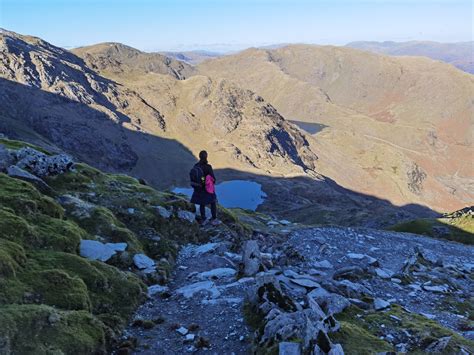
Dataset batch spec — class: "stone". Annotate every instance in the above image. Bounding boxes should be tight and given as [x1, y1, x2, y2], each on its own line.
[147, 284, 170, 297]
[313, 260, 333, 269]
[184, 334, 195, 343]
[7, 165, 51, 192]
[374, 298, 390, 310]
[127, 208, 135, 214]
[242, 240, 261, 276]
[420, 312, 436, 319]
[175, 281, 221, 299]
[279, 341, 301, 355]
[196, 268, 236, 280]
[155, 206, 171, 219]
[176, 327, 189, 336]
[177, 210, 196, 223]
[80, 240, 116, 262]
[290, 278, 320, 289]
[425, 336, 451, 353]
[267, 220, 280, 226]
[333, 280, 372, 298]
[105, 242, 127, 252]
[314, 293, 350, 315]
[347, 253, 366, 260]
[422, 284, 449, 293]
[133, 254, 156, 269]
[15, 147, 73, 177]
[279, 220, 292, 226]
[333, 266, 366, 281]
[306, 296, 326, 320]
[57, 195, 95, 219]
[374, 268, 394, 279]
[193, 243, 219, 256]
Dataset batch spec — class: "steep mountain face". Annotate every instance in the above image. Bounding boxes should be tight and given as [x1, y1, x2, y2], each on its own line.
[72, 42, 195, 79]
[198, 45, 474, 213]
[0, 29, 318, 190]
[347, 40, 474, 74]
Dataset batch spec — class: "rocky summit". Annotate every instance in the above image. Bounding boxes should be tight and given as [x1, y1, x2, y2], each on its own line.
[0, 24, 473, 355]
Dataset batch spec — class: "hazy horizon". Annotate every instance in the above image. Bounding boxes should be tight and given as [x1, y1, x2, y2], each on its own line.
[1, 0, 472, 52]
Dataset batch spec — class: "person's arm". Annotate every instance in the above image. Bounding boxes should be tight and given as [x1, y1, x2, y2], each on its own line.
[208, 164, 216, 183]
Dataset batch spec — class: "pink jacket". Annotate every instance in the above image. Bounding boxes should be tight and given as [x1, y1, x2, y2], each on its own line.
[205, 175, 215, 194]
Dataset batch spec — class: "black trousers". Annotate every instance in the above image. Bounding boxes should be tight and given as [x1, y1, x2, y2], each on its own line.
[200, 202, 217, 219]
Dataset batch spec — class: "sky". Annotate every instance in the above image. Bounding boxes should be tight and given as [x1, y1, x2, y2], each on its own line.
[0, 0, 472, 52]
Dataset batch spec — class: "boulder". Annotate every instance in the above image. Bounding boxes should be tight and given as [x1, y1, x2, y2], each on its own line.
[374, 268, 394, 279]
[425, 336, 451, 353]
[15, 147, 73, 177]
[7, 165, 51, 192]
[177, 210, 196, 223]
[57, 195, 96, 219]
[133, 254, 156, 269]
[147, 284, 170, 297]
[374, 298, 390, 310]
[105, 242, 127, 252]
[290, 278, 320, 289]
[195, 268, 236, 280]
[175, 281, 221, 299]
[242, 240, 261, 276]
[155, 206, 171, 219]
[333, 266, 366, 281]
[310, 291, 350, 316]
[80, 240, 116, 262]
[313, 260, 333, 269]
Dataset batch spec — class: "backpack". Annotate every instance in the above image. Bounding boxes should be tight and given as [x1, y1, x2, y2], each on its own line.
[205, 175, 215, 194]
[189, 165, 204, 188]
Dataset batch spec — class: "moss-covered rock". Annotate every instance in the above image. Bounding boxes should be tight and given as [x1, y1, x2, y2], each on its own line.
[0, 304, 107, 355]
[0, 239, 26, 277]
[333, 305, 474, 353]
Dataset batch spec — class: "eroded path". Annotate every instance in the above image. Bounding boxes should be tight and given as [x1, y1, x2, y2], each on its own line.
[125, 239, 253, 354]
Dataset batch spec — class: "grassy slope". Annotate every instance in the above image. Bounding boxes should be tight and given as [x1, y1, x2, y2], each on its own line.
[388, 215, 473, 245]
[0, 139, 250, 354]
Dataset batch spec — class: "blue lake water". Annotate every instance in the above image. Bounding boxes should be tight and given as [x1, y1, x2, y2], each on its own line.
[290, 120, 328, 135]
[173, 180, 267, 211]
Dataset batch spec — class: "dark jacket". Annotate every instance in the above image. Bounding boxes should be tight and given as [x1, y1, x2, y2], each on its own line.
[190, 161, 217, 205]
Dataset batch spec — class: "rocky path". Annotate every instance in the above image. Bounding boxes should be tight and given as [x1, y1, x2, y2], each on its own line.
[287, 227, 474, 338]
[124, 238, 253, 354]
[122, 225, 473, 354]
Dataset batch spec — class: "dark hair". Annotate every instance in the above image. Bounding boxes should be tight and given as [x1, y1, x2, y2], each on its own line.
[199, 150, 208, 163]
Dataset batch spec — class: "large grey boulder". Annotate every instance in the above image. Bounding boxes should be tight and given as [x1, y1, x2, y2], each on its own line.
[15, 147, 73, 177]
[7, 165, 51, 192]
[133, 254, 156, 269]
[80, 240, 116, 262]
[242, 240, 261, 276]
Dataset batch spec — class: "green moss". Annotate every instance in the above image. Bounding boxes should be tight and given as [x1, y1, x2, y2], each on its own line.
[389, 216, 473, 245]
[335, 305, 474, 353]
[329, 320, 393, 354]
[0, 174, 64, 218]
[0, 138, 51, 154]
[21, 269, 91, 311]
[0, 304, 106, 354]
[28, 251, 146, 319]
[0, 239, 26, 277]
[0, 207, 37, 246]
[33, 215, 84, 252]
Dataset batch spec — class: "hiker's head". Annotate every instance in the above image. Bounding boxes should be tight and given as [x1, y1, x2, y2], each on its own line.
[199, 150, 208, 163]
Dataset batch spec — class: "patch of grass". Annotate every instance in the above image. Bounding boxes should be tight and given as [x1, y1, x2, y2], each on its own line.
[0, 138, 51, 154]
[389, 216, 473, 245]
[330, 320, 393, 355]
[335, 305, 474, 353]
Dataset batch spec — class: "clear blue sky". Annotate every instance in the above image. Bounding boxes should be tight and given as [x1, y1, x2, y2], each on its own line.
[1, 0, 472, 52]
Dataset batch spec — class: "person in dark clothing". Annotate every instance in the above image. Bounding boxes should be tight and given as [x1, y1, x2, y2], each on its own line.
[190, 150, 219, 225]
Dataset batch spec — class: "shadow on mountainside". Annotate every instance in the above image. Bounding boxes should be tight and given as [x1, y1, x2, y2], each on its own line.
[0, 78, 196, 188]
[2, 77, 468, 239]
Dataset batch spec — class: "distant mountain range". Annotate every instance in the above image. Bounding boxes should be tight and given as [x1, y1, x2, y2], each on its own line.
[346, 40, 474, 74]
